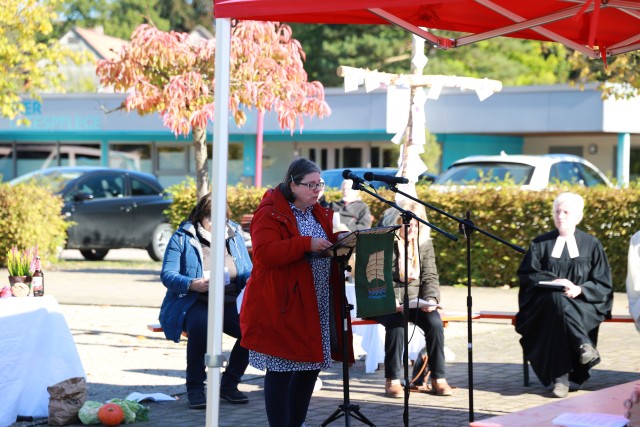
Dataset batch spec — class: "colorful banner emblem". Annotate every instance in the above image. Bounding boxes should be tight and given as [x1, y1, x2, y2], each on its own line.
[354, 232, 396, 318]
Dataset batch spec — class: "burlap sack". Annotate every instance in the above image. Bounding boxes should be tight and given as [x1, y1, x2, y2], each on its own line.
[47, 377, 87, 425]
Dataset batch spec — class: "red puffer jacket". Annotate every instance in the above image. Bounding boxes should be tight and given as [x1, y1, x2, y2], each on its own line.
[240, 186, 352, 363]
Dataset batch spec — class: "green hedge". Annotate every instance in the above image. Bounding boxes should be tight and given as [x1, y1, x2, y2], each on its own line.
[0, 183, 69, 266]
[165, 180, 638, 292]
[389, 185, 638, 292]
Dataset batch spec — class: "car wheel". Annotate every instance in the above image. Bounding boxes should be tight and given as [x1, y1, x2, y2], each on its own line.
[80, 249, 109, 261]
[147, 223, 173, 261]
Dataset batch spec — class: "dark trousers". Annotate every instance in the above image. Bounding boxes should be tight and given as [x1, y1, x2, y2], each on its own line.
[183, 300, 249, 392]
[368, 309, 445, 380]
[264, 369, 320, 427]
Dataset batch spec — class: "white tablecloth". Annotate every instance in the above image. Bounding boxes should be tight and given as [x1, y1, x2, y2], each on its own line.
[0, 295, 85, 427]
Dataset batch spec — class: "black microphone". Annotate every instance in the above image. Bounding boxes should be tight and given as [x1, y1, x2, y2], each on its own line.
[363, 171, 409, 185]
[341, 169, 367, 185]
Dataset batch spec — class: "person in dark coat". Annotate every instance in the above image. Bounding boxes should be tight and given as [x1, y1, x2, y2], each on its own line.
[516, 192, 613, 398]
[329, 179, 372, 232]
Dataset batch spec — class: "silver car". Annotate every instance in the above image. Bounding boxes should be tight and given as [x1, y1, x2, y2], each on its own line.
[433, 154, 612, 190]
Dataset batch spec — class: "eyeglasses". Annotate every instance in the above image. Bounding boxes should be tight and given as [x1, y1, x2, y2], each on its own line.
[297, 181, 326, 191]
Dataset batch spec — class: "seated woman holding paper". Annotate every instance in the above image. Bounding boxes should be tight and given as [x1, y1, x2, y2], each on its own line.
[368, 200, 454, 398]
[516, 192, 613, 398]
[159, 194, 253, 409]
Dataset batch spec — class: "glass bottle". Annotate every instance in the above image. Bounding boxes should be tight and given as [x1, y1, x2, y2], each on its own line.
[31, 256, 44, 297]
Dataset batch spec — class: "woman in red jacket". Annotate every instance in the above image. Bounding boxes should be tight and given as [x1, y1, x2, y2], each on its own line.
[240, 158, 348, 427]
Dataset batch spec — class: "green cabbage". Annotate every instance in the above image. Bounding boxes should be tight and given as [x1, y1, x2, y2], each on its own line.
[107, 398, 150, 423]
[78, 401, 102, 425]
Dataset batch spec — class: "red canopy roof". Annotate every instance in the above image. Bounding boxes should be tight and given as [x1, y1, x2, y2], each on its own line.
[213, 0, 640, 58]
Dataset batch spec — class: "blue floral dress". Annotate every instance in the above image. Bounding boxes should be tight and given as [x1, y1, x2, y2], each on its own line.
[249, 204, 332, 372]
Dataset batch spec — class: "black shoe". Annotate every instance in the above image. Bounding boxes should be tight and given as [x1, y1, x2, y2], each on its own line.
[569, 381, 584, 393]
[579, 343, 600, 365]
[551, 374, 569, 398]
[220, 387, 249, 404]
[187, 391, 206, 409]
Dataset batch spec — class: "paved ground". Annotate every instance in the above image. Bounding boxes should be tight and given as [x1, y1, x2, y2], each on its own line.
[7, 249, 640, 426]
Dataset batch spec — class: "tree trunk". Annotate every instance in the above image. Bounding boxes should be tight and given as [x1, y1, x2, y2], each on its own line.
[193, 125, 209, 200]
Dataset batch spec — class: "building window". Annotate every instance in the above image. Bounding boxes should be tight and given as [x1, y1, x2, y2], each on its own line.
[158, 145, 188, 172]
[631, 147, 640, 182]
[382, 148, 395, 167]
[0, 143, 14, 180]
[109, 144, 152, 173]
[343, 148, 362, 168]
[371, 147, 380, 167]
[549, 146, 583, 156]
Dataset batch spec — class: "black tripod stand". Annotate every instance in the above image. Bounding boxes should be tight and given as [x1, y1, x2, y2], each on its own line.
[321, 224, 404, 426]
[322, 247, 375, 427]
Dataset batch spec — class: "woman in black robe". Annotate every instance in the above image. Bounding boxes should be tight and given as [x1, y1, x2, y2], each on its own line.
[515, 192, 613, 398]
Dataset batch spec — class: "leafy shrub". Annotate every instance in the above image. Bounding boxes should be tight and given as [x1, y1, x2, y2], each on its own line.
[164, 179, 267, 229]
[164, 178, 638, 292]
[0, 183, 68, 266]
[164, 178, 198, 229]
[410, 184, 638, 292]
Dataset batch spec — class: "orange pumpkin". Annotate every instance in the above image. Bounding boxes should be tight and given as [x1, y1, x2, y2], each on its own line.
[97, 403, 125, 426]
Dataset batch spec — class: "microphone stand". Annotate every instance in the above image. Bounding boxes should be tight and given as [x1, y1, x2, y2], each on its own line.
[350, 180, 457, 427]
[386, 184, 524, 423]
[321, 245, 376, 427]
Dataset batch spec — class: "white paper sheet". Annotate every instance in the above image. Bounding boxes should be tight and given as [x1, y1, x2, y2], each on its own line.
[125, 392, 177, 403]
[551, 412, 629, 427]
[404, 298, 443, 309]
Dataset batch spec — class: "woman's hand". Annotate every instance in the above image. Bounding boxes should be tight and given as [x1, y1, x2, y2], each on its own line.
[554, 278, 581, 298]
[190, 277, 209, 293]
[420, 298, 438, 312]
[337, 231, 350, 240]
[310, 238, 333, 253]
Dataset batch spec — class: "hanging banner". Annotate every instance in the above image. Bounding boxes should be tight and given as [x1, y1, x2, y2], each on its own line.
[354, 232, 396, 318]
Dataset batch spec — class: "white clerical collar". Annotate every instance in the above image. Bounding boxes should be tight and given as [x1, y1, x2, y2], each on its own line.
[551, 234, 579, 258]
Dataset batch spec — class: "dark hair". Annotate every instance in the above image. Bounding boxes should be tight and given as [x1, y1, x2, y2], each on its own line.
[279, 158, 321, 202]
[188, 193, 212, 224]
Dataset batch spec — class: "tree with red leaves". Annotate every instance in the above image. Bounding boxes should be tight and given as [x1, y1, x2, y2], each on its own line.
[96, 21, 330, 198]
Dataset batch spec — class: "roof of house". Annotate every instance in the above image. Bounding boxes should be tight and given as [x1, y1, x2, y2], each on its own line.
[69, 27, 128, 60]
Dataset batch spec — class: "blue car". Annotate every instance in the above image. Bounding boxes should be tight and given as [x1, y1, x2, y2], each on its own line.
[321, 167, 437, 190]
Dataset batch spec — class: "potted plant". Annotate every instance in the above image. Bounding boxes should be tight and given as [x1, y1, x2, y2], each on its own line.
[6, 246, 36, 297]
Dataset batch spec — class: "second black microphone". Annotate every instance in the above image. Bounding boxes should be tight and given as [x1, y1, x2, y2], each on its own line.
[362, 171, 409, 185]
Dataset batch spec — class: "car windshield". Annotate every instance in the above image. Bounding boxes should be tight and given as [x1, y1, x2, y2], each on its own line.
[435, 162, 534, 185]
[11, 170, 83, 193]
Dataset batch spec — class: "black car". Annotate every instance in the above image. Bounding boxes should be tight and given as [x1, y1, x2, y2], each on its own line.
[10, 167, 173, 261]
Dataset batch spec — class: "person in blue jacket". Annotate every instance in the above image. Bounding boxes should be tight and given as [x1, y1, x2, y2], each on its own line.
[159, 193, 253, 409]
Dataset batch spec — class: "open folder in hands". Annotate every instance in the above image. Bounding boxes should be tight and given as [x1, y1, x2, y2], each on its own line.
[327, 225, 400, 256]
[315, 225, 401, 258]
